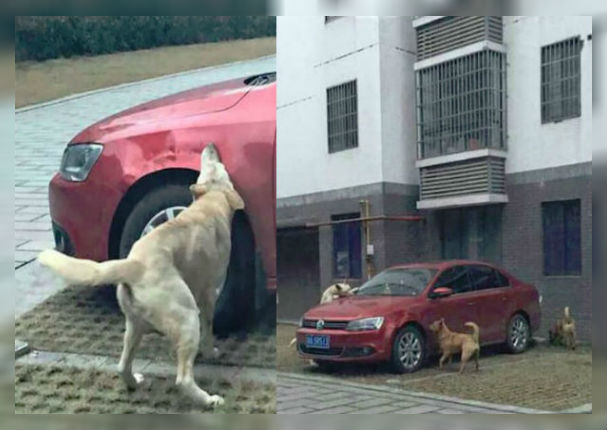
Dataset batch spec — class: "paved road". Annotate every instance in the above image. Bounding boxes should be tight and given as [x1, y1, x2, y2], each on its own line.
[277, 372, 551, 414]
[14, 55, 275, 316]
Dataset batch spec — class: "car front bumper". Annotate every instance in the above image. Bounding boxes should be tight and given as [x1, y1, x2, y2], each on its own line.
[295, 327, 392, 363]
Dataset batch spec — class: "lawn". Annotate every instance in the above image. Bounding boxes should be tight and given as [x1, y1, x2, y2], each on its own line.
[15, 36, 275, 107]
[277, 323, 592, 411]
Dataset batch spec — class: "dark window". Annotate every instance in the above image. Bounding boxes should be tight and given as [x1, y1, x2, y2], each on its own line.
[542, 200, 582, 276]
[327, 80, 358, 153]
[434, 266, 472, 294]
[325, 16, 342, 23]
[468, 265, 509, 290]
[332, 213, 362, 279]
[541, 37, 582, 123]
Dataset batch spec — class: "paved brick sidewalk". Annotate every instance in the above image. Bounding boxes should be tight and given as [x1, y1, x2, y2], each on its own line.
[277, 372, 551, 414]
[14, 55, 275, 270]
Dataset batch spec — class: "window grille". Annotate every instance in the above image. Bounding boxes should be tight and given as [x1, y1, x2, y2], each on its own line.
[327, 80, 358, 153]
[541, 37, 582, 123]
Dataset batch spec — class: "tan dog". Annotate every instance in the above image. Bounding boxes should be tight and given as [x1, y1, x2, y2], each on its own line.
[38, 143, 244, 408]
[549, 306, 576, 350]
[429, 318, 480, 374]
[289, 282, 354, 347]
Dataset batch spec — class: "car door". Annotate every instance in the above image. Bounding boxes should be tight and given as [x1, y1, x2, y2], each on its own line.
[467, 265, 512, 343]
[423, 265, 479, 347]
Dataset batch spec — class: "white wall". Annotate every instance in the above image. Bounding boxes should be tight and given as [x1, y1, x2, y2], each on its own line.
[504, 16, 592, 174]
[277, 16, 385, 199]
[378, 16, 419, 185]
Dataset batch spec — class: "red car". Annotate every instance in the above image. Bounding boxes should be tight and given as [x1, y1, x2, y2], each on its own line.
[48, 72, 276, 336]
[296, 260, 541, 372]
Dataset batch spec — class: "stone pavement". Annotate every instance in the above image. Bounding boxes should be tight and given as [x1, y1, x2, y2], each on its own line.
[14, 55, 275, 315]
[277, 372, 552, 414]
[14, 55, 275, 270]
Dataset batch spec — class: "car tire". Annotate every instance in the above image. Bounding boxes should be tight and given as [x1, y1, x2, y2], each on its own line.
[505, 313, 530, 354]
[391, 325, 426, 373]
[118, 184, 192, 259]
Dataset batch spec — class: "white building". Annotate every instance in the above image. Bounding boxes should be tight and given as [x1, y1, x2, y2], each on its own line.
[276, 16, 592, 340]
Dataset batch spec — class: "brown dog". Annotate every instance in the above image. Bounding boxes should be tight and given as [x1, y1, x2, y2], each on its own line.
[549, 306, 576, 350]
[429, 318, 480, 374]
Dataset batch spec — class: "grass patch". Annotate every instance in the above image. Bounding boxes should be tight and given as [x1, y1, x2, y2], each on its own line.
[16, 36, 275, 107]
[15, 363, 275, 414]
[276, 324, 591, 411]
[15, 285, 275, 369]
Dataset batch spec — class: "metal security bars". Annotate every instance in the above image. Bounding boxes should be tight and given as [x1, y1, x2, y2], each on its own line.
[416, 49, 506, 159]
[327, 80, 358, 153]
[541, 37, 582, 123]
[416, 16, 503, 61]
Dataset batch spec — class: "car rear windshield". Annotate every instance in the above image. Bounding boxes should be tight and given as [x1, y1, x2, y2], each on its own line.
[355, 268, 437, 297]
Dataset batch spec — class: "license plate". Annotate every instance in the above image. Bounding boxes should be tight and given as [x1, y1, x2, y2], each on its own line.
[305, 334, 330, 349]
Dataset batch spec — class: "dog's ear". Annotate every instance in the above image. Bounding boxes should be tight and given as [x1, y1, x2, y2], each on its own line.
[224, 187, 245, 210]
[189, 184, 208, 200]
[335, 283, 343, 291]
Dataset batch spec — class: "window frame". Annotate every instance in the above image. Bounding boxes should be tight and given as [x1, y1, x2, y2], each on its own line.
[542, 199, 582, 276]
[326, 79, 359, 154]
[540, 36, 583, 124]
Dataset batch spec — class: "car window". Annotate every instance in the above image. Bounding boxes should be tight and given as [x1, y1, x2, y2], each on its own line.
[356, 268, 437, 297]
[495, 270, 510, 287]
[468, 265, 496, 291]
[434, 266, 472, 294]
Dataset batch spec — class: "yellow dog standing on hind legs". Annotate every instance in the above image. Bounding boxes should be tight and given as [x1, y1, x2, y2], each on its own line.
[38, 143, 244, 408]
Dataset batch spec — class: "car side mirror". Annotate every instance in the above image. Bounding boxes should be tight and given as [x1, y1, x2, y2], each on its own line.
[430, 287, 453, 299]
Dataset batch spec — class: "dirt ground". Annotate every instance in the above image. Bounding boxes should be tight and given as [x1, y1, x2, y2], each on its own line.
[15, 36, 276, 107]
[277, 323, 592, 411]
[15, 363, 275, 414]
[15, 285, 275, 369]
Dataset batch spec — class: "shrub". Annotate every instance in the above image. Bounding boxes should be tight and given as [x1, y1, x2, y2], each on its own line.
[15, 16, 276, 62]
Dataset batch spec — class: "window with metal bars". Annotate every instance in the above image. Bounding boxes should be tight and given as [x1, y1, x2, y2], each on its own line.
[327, 80, 358, 153]
[541, 37, 582, 123]
[416, 49, 506, 159]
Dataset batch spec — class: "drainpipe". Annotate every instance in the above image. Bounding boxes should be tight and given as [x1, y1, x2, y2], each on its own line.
[359, 199, 374, 280]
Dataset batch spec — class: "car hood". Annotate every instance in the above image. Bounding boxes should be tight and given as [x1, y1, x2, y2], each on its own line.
[304, 295, 419, 320]
[70, 76, 256, 143]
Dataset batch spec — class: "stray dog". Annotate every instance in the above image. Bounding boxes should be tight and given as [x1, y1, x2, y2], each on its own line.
[288, 282, 354, 347]
[429, 318, 480, 374]
[549, 306, 576, 350]
[38, 143, 244, 408]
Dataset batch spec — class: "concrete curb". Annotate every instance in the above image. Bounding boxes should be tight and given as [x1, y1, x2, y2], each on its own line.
[17, 350, 275, 385]
[16, 54, 276, 113]
[279, 371, 558, 414]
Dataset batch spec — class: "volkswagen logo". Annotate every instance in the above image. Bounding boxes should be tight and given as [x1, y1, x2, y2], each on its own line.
[316, 319, 325, 330]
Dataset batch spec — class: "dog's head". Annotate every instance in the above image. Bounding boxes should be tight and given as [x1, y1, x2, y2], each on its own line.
[429, 318, 446, 334]
[333, 283, 354, 297]
[189, 143, 244, 210]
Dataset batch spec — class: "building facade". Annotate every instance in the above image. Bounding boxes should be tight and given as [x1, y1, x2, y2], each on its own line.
[276, 16, 592, 341]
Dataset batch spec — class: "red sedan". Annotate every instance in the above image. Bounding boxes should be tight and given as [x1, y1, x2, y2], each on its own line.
[296, 260, 541, 372]
[48, 72, 276, 336]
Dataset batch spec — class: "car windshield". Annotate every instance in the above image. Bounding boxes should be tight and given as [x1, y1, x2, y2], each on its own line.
[355, 268, 437, 297]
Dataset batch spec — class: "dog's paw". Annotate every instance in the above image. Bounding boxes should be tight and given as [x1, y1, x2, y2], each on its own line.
[133, 373, 145, 384]
[207, 394, 225, 407]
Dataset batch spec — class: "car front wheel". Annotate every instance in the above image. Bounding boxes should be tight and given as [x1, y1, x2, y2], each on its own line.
[391, 325, 425, 373]
[506, 313, 530, 353]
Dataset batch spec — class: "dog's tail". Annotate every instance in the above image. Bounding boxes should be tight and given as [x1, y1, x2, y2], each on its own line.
[288, 337, 297, 347]
[38, 249, 144, 287]
[464, 322, 480, 344]
[564, 306, 571, 319]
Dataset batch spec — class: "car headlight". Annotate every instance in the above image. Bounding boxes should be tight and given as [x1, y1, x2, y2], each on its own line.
[59, 143, 103, 182]
[346, 317, 384, 331]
